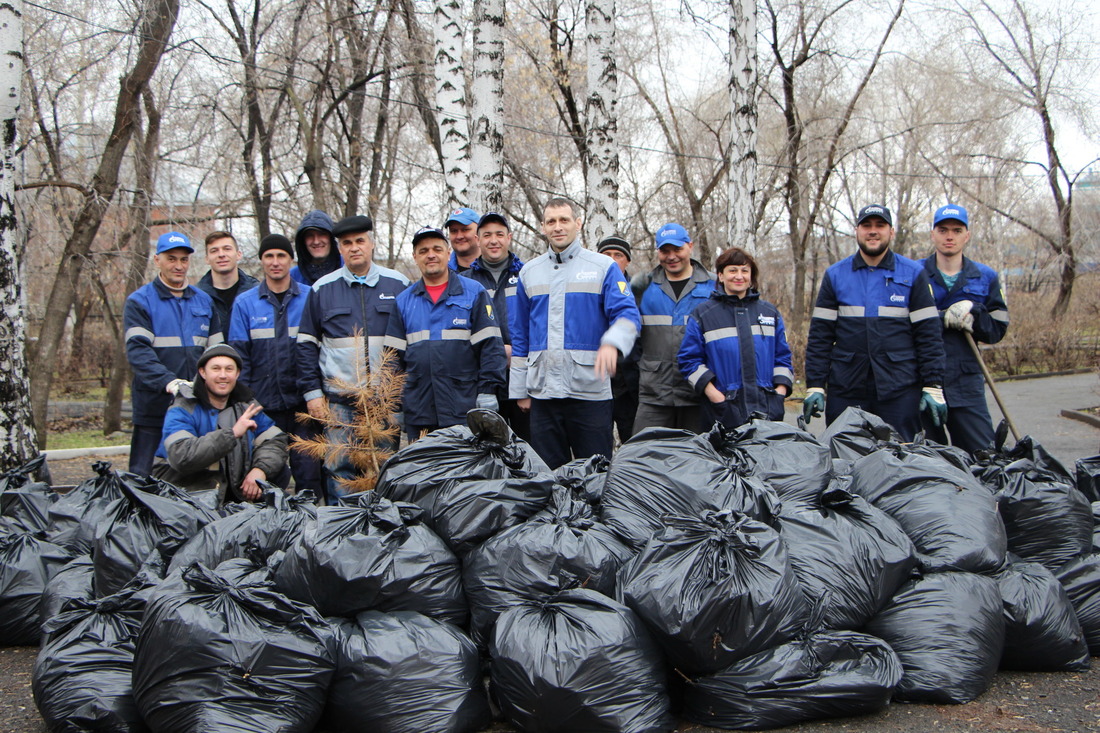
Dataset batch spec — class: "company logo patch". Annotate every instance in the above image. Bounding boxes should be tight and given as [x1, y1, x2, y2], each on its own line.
[486, 304, 494, 319]
[618, 281, 627, 294]
[758, 315, 775, 326]
[250, 316, 270, 325]
[890, 294, 906, 303]
[575, 271, 599, 282]
[452, 318, 468, 327]
[168, 235, 186, 244]
[378, 293, 395, 300]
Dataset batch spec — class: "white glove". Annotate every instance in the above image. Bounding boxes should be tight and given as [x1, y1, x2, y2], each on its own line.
[166, 378, 190, 396]
[475, 393, 499, 413]
[944, 300, 974, 332]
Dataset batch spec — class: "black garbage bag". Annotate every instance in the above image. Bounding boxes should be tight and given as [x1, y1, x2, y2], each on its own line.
[376, 410, 552, 508]
[1093, 503, 1100, 553]
[553, 454, 610, 508]
[0, 519, 71, 645]
[820, 407, 902, 462]
[618, 510, 809, 674]
[864, 571, 1004, 704]
[133, 563, 334, 733]
[32, 579, 153, 733]
[490, 588, 673, 733]
[601, 427, 777, 551]
[92, 476, 218, 597]
[274, 491, 465, 623]
[1075, 455, 1100, 503]
[777, 478, 917, 630]
[975, 447, 1092, 571]
[1053, 552, 1100, 654]
[168, 487, 317, 572]
[0, 455, 56, 534]
[39, 554, 95, 630]
[464, 488, 633, 645]
[995, 558, 1090, 671]
[681, 630, 903, 730]
[849, 445, 1006, 573]
[49, 462, 215, 556]
[714, 418, 833, 506]
[325, 610, 491, 733]
[377, 413, 556, 555]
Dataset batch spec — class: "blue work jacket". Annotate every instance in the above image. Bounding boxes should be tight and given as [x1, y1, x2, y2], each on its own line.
[228, 279, 311, 412]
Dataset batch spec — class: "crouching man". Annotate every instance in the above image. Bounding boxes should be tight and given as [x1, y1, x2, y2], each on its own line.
[153, 344, 288, 503]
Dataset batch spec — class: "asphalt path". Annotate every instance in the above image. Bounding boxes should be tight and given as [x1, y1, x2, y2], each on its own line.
[5, 373, 1099, 732]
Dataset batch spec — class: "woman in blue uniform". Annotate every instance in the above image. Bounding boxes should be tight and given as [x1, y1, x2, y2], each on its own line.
[678, 247, 794, 430]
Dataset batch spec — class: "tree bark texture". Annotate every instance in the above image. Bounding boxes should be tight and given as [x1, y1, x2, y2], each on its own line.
[583, 0, 618, 245]
[434, 0, 470, 206]
[727, 0, 758, 253]
[469, 0, 505, 213]
[0, 0, 38, 469]
[28, 0, 180, 448]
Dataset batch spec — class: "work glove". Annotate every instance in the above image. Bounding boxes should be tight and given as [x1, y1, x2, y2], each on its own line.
[944, 300, 974, 332]
[165, 378, 190, 396]
[802, 388, 825, 423]
[920, 386, 948, 427]
[475, 393, 499, 413]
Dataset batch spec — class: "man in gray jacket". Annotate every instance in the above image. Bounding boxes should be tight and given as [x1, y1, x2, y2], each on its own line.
[154, 344, 288, 503]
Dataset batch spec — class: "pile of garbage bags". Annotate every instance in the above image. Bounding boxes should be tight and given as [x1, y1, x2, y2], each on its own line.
[5, 407, 1100, 732]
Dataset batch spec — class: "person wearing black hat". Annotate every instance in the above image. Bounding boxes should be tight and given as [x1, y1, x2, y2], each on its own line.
[153, 344, 288, 503]
[296, 214, 410, 503]
[803, 204, 947, 440]
[123, 231, 223, 476]
[228, 233, 321, 493]
[196, 231, 259, 326]
[596, 235, 642, 441]
[383, 227, 506, 441]
[466, 212, 529, 439]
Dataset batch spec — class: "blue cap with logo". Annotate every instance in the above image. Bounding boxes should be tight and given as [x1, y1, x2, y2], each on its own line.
[412, 226, 449, 247]
[855, 204, 893, 227]
[445, 207, 480, 226]
[655, 222, 691, 248]
[933, 204, 969, 228]
[156, 231, 193, 254]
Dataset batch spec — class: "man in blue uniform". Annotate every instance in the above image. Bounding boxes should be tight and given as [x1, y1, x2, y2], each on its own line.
[296, 215, 410, 502]
[631, 223, 714, 434]
[228, 233, 320, 492]
[509, 197, 641, 468]
[124, 231, 222, 475]
[803, 204, 947, 440]
[597, 236, 641, 441]
[465, 212, 529, 439]
[445, 206, 481, 273]
[384, 227, 506, 441]
[921, 204, 1009, 453]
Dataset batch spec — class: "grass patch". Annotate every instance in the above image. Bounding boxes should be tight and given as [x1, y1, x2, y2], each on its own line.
[46, 429, 130, 451]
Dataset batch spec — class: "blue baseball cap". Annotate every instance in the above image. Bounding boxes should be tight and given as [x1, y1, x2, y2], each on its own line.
[445, 207, 480, 226]
[933, 204, 969, 228]
[655, 222, 691, 248]
[856, 204, 893, 227]
[156, 231, 193, 254]
[411, 226, 449, 247]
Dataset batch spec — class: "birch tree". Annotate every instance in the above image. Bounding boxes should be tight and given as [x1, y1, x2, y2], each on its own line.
[469, 0, 506, 212]
[0, 0, 37, 468]
[584, 0, 617, 244]
[435, 0, 470, 205]
[728, 0, 758, 251]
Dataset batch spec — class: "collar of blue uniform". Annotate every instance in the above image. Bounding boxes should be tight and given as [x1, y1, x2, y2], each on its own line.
[711, 287, 761, 303]
[852, 249, 897, 271]
[922, 253, 980, 279]
[550, 238, 582, 263]
[153, 276, 195, 298]
[412, 274, 464, 298]
[259, 278, 301, 299]
[340, 263, 381, 286]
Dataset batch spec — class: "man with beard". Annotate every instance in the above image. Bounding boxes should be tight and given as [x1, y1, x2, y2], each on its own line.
[803, 204, 947, 440]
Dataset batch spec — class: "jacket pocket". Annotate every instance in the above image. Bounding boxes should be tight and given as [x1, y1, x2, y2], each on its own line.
[568, 350, 605, 397]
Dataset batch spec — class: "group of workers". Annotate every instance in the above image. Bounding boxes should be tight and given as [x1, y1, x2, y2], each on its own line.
[122, 197, 1008, 505]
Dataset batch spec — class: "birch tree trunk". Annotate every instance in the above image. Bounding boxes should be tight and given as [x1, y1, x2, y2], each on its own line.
[0, 0, 37, 469]
[434, 0, 469, 205]
[469, 0, 505, 213]
[584, 0, 618, 245]
[728, 0, 758, 252]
